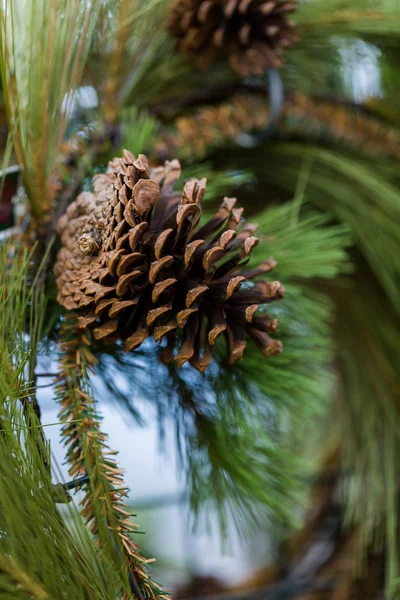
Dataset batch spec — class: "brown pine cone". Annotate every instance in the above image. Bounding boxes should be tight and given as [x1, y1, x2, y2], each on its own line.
[55, 151, 283, 372]
[166, 0, 299, 76]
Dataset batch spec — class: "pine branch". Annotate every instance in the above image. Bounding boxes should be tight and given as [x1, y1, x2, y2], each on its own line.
[91, 0, 173, 120]
[55, 316, 168, 600]
[281, 93, 400, 160]
[0, 243, 119, 600]
[325, 264, 400, 597]
[153, 91, 400, 164]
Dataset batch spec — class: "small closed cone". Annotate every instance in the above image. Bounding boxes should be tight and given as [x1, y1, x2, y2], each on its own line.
[167, 0, 299, 76]
[55, 151, 283, 372]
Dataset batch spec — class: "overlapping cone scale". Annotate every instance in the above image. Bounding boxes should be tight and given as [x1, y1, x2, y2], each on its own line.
[167, 0, 299, 76]
[55, 151, 283, 372]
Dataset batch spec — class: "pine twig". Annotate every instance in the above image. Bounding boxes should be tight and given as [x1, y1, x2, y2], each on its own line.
[18, 126, 119, 475]
[55, 316, 168, 600]
[36, 373, 59, 378]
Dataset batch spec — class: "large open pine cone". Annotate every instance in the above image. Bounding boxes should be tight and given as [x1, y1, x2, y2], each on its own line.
[166, 0, 299, 76]
[55, 152, 283, 372]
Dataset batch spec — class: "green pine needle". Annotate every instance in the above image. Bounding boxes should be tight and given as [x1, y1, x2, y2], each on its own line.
[0, 243, 118, 599]
[252, 142, 400, 308]
[0, 0, 100, 217]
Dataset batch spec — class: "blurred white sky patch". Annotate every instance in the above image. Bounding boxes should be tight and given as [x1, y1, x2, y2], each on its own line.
[75, 86, 99, 109]
[339, 39, 383, 102]
[63, 86, 99, 117]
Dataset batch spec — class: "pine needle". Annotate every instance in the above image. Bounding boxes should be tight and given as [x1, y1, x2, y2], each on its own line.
[295, 0, 400, 38]
[327, 268, 400, 598]
[251, 142, 400, 307]
[92, 0, 170, 121]
[0, 242, 119, 599]
[286, 1, 400, 97]
[0, 555, 47, 599]
[0, 0, 100, 217]
[121, 106, 158, 155]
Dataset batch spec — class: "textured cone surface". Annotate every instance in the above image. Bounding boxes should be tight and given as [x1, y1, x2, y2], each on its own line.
[167, 0, 299, 75]
[55, 151, 283, 372]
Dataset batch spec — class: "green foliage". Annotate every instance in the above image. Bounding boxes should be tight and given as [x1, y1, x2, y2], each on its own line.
[90, 0, 231, 116]
[121, 106, 158, 156]
[319, 267, 400, 597]
[91, 0, 169, 117]
[88, 0, 240, 117]
[0, 0, 100, 217]
[55, 319, 167, 599]
[250, 201, 351, 280]
[295, 0, 400, 38]
[181, 163, 254, 203]
[251, 143, 400, 308]
[242, 139, 400, 593]
[287, 0, 400, 97]
[0, 401, 119, 599]
[0, 244, 119, 599]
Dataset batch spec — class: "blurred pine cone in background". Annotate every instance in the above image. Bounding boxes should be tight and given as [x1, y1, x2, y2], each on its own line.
[166, 0, 299, 75]
[154, 93, 268, 160]
[55, 151, 283, 372]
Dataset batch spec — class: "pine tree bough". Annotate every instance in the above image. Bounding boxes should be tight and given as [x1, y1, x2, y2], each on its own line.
[55, 319, 167, 600]
[154, 91, 400, 164]
[166, 0, 300, 75]
[54, 152, 283, 372]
